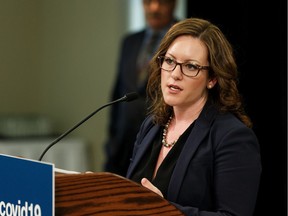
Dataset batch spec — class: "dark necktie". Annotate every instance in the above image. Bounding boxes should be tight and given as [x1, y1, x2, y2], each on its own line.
[137, 32, 160, 90]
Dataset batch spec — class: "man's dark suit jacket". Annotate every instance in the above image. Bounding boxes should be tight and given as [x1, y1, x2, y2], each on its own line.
[104, 30, 150, 176]
[126, 103, 262, 216]
[104, 18, 178, 176]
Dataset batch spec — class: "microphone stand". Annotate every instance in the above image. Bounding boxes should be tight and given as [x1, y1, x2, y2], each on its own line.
[38, 92, 138, 161]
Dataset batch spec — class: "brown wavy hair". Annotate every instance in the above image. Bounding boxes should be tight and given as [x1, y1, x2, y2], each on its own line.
[146, 17, 252, 128]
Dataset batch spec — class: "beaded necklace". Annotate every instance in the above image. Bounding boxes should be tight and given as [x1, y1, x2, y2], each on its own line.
[162, 116, 178, 148]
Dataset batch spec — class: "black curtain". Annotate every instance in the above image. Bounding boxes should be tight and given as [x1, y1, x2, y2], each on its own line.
[187, 1, 287, 215]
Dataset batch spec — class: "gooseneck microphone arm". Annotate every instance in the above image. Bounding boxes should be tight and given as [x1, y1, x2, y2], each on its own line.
[38, 92, 139, 161]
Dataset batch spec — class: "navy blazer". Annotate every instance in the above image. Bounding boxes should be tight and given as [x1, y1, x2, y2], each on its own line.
[127, 103, 262, 216]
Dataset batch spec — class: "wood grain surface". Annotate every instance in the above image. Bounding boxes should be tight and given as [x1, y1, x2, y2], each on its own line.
[55, 172, 184, 216]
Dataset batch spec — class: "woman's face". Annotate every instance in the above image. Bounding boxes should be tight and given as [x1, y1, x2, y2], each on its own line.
[161, 35, 214, 110]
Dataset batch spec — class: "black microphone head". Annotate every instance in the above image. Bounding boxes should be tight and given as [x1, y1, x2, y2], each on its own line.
[124, 92, 139, 102]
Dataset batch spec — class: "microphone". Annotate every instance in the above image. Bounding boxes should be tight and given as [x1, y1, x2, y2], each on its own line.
[38, 92, 139, 161]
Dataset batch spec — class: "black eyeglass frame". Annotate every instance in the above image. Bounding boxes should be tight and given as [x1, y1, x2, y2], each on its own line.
[157, 56, 210, 77]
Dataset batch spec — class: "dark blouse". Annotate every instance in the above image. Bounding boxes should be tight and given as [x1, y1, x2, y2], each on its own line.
[130, 121, 195, 198]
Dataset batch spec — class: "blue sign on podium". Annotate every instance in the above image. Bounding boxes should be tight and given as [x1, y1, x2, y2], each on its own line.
[0, 154, 54, 216]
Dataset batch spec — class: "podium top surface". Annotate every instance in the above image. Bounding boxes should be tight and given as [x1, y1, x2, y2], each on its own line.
[55, 172, 184, 216]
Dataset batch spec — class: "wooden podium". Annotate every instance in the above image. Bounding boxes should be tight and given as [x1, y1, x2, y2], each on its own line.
[55, 172, 184, 216]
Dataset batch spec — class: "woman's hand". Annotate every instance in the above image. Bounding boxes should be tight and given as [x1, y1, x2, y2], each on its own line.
[141, 178, 163, 197]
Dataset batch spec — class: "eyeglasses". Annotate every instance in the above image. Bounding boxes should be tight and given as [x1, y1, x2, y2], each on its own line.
[158, 56, 210, 77]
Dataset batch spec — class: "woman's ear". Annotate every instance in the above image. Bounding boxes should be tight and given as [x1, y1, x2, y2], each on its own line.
[207, 78, 217, 89]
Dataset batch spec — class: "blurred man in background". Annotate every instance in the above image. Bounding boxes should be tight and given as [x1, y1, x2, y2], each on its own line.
[104, 0, 179, 176]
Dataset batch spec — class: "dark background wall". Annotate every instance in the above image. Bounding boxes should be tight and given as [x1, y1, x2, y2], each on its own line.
[187, 1, 287, 215]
